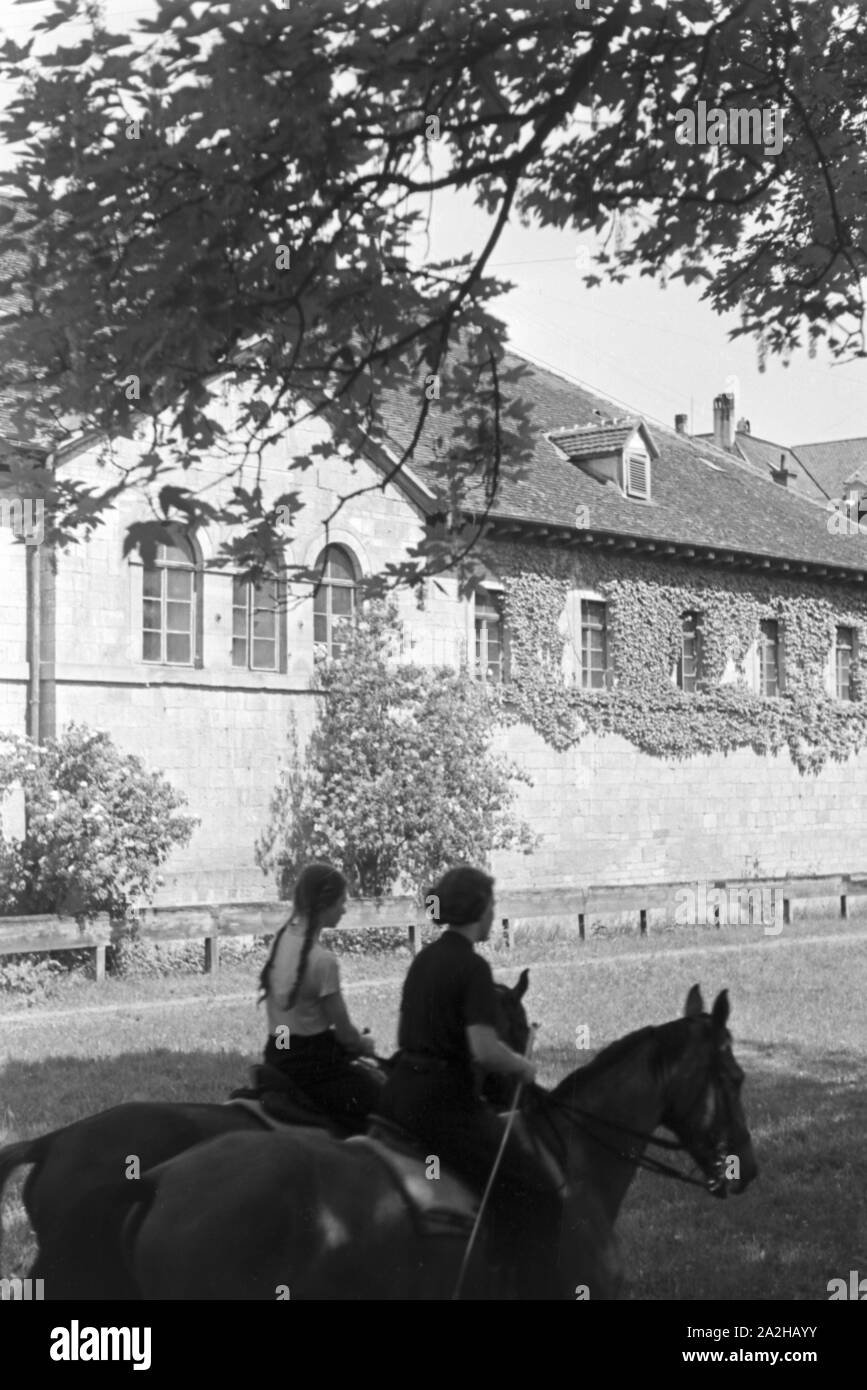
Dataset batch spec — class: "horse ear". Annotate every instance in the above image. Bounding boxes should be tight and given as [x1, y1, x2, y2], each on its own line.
[711, 990, 730, 1032]
[514, 968, 529, 1001]
[685, 984, 704, 1018]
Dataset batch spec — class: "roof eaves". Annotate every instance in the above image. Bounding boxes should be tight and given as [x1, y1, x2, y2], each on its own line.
[471, 511, 867, 583]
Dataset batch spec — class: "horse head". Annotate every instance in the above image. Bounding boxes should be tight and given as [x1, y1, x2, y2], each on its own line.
[494, 968, 531, 1055]
[482, 970, 531, 1109]
[656, 984, 758, 1198]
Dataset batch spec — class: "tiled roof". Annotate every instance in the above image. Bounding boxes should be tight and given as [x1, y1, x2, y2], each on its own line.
[696, 427, 867, 506]
[377, 352, 867, 577]
[733, 433, 805, 484]
[547, 419, 642, 459]
[791, 437, 867, 499]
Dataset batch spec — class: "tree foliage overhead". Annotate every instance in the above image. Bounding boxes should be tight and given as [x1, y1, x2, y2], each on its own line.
[0, 0, 865, 586]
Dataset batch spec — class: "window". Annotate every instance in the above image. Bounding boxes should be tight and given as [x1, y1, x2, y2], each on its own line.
[313, 545, 357, 657]
[836, 626, 856, 701]
[758, 619, 781, 696]
[475, 586, 504, 683]
[581, 600, 608, 689]
[625, 451, 650, 500]
[676, 612, 702, 692]
[233, 577, 282, 671]
[142, 537, 198, 665]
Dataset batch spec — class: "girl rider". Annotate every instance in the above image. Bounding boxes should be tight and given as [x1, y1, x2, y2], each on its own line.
[259, 862, 383, 1133]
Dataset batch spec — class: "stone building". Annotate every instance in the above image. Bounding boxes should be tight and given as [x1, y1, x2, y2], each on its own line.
[3, 331, 867, 907]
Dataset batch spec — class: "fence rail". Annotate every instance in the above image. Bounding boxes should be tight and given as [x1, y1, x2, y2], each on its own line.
[1, 872, 866, 982]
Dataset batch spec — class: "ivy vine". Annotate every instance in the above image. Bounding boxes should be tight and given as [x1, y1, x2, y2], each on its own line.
[487, 542, 867, 774]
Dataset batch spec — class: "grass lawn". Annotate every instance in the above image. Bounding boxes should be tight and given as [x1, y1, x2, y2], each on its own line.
[1, 912, 865, 1299]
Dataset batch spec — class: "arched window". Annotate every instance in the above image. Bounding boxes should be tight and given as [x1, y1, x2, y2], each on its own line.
[474, 585, 505, 683]
[313, 545, 357, 658]
[142, 535, 199, 665]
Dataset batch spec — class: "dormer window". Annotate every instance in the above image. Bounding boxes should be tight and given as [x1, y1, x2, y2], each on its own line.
[625, 451, 650, 500]
[546, 417, 657, 504]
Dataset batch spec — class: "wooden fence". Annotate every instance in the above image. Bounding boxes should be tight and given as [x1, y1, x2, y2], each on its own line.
[1, 872, 866, 982]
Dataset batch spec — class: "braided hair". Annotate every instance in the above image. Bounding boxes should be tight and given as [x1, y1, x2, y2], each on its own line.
[258, 863, 347, 1008]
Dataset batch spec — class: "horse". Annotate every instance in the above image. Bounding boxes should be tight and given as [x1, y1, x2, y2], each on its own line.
[121, 985, 757, 1300]
[0, 968, 529, 1300]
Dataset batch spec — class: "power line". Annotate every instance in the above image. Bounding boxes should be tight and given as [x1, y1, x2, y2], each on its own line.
[507, 344, 677, 436]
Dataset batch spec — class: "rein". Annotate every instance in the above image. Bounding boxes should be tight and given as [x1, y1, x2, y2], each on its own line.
[535, 1089, 710, 1188]
[529, 1021, 725, 1191]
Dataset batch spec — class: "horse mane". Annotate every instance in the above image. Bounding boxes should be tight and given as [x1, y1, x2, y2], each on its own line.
[548, 1013, 715, 1103]
[549, 1025, 658, 1101]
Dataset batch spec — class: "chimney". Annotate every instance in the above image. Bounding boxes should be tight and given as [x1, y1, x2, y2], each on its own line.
[737, 417, 751, 434]
[713, 393, 735, 451]
[771, 452, 795, 487]
[674, 413, 687, 435]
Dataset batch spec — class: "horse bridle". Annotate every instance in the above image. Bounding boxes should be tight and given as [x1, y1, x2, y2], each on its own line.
[528, 1021, 736, 1192]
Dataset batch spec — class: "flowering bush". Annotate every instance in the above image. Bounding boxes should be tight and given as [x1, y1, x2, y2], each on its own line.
[257, 604, 534, 899]
[0, 953, 65, 999]
[0, 724, 198, 920]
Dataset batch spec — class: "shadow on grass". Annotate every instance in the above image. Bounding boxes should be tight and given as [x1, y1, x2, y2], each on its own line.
[0, 1048, 254, 1139]
[1, 1044, 865, 1300]
[618, 1059, 867, 1301]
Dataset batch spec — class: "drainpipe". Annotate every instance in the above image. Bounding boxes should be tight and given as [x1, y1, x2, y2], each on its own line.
[25, 452, 56, 745]
[26, 538, 41, 742]
[39, 540, 56, 741]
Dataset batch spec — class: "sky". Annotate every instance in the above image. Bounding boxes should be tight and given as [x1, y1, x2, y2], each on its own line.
[1, 0, 866, 450]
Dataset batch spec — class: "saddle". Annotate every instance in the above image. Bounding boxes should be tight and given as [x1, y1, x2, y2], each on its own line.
[228, 1064, 338, 1131]
[349, 1119, 479, 1239]
[354, 1115, 567, 1242]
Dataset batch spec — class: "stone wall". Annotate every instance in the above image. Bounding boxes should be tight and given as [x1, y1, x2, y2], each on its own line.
[490, 723, 867, 899]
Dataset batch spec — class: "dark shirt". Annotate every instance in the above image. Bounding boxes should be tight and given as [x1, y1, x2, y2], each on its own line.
[397, 931, 501, 1074]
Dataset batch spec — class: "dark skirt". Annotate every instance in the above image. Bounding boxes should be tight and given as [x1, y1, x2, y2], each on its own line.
[263, 1031, 384, 1132]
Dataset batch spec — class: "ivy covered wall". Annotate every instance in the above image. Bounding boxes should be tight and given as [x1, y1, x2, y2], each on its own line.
[488, 540, 867, 774]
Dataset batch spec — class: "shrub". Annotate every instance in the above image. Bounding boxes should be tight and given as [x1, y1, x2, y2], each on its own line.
[0, 723, 198, 921]
[107, 934, 268, 979]
[257, 603, 534, 900]
[0, 953, 64, 1000]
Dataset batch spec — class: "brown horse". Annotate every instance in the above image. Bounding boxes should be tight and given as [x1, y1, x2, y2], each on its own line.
[0, 972, 529, 1300]
[122, 986, 757, 1300]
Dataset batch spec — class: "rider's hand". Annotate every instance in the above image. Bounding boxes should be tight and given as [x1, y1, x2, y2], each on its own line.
[519, 1058, 537, 1086]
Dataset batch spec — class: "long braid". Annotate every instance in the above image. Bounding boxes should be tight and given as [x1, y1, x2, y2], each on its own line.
[257, 919, 290, 1005]
[286, 905, 319, 1010]
[259, 862, 346, 1011]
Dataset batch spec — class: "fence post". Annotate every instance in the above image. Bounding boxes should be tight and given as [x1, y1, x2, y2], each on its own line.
[502, 918, 511, 950]
[639, 908, 647, 937]
[578, 913, 585, 942]
[204, 934, 220, 974]
[840, 894, 848, 920]
[407, 921, 420, 956]
[93, 944, 105, 983]
[203, 908, 221, 974]
[783, 898, 791, 926]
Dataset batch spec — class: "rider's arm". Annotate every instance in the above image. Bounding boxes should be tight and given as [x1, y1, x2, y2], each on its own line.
[466, 1024, 535, 1085]
[321, 992, 375, 1056]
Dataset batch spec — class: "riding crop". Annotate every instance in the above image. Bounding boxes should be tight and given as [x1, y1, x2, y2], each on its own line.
[451, 1023, 538, 1301]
